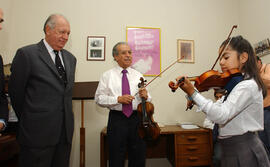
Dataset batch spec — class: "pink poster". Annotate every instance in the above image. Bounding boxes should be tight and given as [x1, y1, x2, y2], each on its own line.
[126, 27, 161, 76]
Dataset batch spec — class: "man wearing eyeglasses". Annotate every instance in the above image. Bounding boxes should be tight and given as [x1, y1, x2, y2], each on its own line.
[0, 8, 9, 133]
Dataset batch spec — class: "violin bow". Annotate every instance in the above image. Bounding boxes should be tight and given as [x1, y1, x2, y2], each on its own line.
[134, 58, 180, 96]
[211, 25, 237, 70]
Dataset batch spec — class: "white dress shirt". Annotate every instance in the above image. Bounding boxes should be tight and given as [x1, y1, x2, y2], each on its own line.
[192, 78, 264, 138]
[203, 118, 214, 129]
[95, 65, 151, 111]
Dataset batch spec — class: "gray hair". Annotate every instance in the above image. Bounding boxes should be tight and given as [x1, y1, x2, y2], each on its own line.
[43, 14, 68, 34]
[112, 42, 129, 57]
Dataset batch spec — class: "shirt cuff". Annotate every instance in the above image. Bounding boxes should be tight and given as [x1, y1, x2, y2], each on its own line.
[114, 96, 120, 104]
[191, 91, 210, 113]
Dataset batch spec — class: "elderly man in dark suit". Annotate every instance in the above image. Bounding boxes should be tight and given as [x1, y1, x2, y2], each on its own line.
[9, 14, 76, 167]
[0, 8, 9, 132]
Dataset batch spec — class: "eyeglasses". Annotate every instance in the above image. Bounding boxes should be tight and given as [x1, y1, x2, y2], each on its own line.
[0, 19, 4, 23]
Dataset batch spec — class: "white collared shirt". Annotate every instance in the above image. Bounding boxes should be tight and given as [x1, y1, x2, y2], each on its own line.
[192, 78, 264, 138]
[43, 39, 65, 68]
[95, 65, 151, 111]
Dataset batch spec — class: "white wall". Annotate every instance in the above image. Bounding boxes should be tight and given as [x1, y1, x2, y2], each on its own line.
[0, 0, 247, 166]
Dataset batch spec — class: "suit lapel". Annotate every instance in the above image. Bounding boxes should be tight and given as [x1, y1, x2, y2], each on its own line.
[38, 40, 72, 88]
[37, 40, 62, 80]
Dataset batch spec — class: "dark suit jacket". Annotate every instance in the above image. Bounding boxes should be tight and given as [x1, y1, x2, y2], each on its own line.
[0, 55, 8, 122]
[9, 40, 76, 147]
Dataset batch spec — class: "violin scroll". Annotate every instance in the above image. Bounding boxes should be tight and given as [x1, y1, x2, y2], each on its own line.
[138, 77, 147, 88]
[168, 81, 178, 92]
[168, 77, 185, 92]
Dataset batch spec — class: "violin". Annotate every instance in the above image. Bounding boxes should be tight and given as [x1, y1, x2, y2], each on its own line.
[137, 77, 160, 141]
[168, 68, 242, 92]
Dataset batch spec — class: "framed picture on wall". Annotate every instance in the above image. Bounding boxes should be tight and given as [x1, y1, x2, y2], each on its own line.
[254, 38, 270, 57]
[87, 36, 106, 61]
[177, 39, 194, 63]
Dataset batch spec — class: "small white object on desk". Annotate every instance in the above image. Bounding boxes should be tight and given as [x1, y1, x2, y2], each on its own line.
[157, 122, 165, 127]
[178, 122, 200, 129]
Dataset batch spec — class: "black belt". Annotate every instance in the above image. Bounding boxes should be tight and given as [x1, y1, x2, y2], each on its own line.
[110, 110, 138, 116]
[264, 106, 270, 111]
[110, 110, 137, 112]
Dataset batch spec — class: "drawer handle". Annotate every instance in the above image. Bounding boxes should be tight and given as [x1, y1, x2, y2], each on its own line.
[187, 136, 197, 141]
[187, 146, 198, 151]
[188, 157, 199, 161]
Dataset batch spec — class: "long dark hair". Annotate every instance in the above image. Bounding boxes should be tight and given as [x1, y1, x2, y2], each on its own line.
[224, 36, 267, 98]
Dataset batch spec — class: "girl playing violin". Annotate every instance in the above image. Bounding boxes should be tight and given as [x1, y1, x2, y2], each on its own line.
[177, 36, 270, 167]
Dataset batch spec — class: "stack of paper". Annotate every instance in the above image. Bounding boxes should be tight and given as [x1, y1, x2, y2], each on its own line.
[181, 124, 199, 129]
[178, 122, 200, 129]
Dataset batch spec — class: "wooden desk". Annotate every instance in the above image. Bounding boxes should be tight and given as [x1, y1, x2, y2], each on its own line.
[100, 125, 213, 167]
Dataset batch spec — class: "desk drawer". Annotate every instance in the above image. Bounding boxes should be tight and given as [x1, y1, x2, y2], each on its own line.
[176, 133, 209, 144]
[177, 144, 210, 155]
[177, 154, 211, 166]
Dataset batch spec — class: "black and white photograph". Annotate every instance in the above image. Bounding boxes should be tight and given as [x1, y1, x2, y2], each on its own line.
[87, 36, 106, 61]
[90, 49, 102, 58]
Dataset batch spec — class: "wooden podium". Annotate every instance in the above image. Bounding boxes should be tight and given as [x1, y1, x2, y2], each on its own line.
[72, 81, 99, 167]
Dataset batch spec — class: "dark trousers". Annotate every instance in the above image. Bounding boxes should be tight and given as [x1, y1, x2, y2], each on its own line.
[107, 110, 146, 167]
[258, 106, 270, 159]
[213, 141, 221, 167]
[18, 123, 71, 167]
[212, 124, 221, 167]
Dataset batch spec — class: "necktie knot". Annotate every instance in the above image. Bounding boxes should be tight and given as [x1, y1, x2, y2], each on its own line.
[53, 50, 59, 56]
[122, 69, 128, 74]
